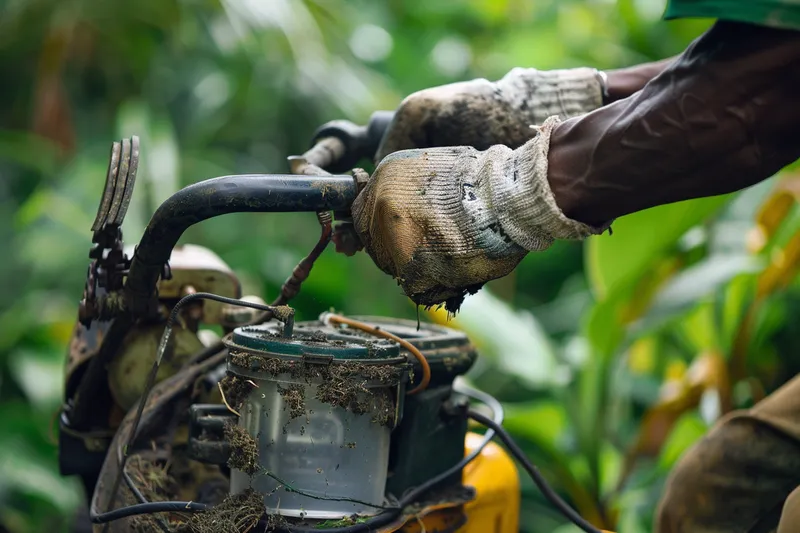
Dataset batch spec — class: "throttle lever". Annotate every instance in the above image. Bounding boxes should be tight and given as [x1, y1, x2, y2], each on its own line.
[91, 136, 140, 233]
[310, 110, 395, 173]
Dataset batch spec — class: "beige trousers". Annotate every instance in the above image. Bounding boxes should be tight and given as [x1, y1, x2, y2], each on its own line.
[656, 373, 800, 532]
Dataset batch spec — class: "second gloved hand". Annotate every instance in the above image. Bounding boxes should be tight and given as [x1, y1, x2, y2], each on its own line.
[352, 117, 609, 312]
[375, 67, 605, 161]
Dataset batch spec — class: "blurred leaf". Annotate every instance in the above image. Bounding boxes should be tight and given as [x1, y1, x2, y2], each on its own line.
[678, 303, 719, 354]
[584, 286, 627, 358]
[757, 231, 800, 299]
[618, 352, 731, 496]
[503, 401, 568, 458]
[657, 412, 707, 470]
[627, 337, 656, 375]
[8, 349, 64, 411]
[746, 173, 800, 253]
[15, 188, 91, 235]
[0, 131, 61, 176]
[619, 352, 727, 490]
[585, 254, 683, 359]
[599, 441, 622, 499]
[631, 254, 762, 336]
[0, 402, 80, 533]
[426, 289, 567, 388]
[613, 497, 651, 533]
[651, 255, 761, 316]
[0, 437, 80, 513]
[731, 226, 800, 381]
[586, 196, 731, 300]
[504, 400, 608, 528]
[717, 274, 755, 351]
[618, 256, 684, 325]
[550, 525, 584, 533]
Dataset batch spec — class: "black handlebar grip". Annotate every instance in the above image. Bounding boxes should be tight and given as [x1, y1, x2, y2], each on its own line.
[310, 110, 395, 173]
[364, 110, 395, 156]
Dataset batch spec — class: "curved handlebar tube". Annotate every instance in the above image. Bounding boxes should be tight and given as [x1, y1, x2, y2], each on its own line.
[124, 173, 358, 317]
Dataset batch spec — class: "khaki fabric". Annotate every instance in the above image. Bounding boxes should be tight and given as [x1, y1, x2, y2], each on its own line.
[656, 373, 800, 533]
[777, 485, 800, 533]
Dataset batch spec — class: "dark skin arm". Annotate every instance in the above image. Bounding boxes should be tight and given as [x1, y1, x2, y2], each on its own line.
[548, 21, 800, 227]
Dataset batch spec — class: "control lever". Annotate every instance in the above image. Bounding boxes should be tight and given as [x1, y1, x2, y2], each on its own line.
[309, 110, 395, 173]
[284, 110, 394, 262]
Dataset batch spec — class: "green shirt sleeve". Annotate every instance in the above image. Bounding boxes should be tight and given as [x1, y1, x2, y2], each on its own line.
[664, 0, 800, 30]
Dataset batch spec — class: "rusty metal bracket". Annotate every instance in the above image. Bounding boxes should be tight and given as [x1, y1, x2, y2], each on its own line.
[80, 136, 141, 326]
[91, 136, 140, 232]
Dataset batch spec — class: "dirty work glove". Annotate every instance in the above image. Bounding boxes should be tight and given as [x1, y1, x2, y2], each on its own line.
[375, 67, 605, 161]
[353, 117, 608, 313]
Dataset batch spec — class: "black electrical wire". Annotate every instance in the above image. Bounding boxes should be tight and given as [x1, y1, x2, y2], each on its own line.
[164, 293, 294, 337]
[119, 447, 171, 532]
[467, 409, 604, 533]
[91, 501, 208, 524]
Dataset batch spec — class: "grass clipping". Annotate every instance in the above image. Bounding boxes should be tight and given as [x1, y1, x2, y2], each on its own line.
[175, 489, 265, 533]
[229, 352, 402, 427]
[219, 374, 255, 413]
[225, 422, 259, 476]
[123, 455, 180, 532]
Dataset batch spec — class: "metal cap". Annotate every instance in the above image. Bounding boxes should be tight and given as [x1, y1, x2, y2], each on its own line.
[226, 323, 401, 362]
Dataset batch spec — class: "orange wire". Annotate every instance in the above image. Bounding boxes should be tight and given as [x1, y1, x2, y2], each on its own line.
[325, 314, 431, 395]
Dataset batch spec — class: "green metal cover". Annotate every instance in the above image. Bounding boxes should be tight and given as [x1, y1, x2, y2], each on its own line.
[291, 317, 478, 386]
[229, 324, 400, 360]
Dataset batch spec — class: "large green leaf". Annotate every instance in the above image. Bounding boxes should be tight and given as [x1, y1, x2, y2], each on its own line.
[503, 400, 569, 460]
[657, 412, 708, 470]
[584, 286, 629, 357]
[503, 400, 605, 527]
[427, 288, 566, 389]
[631, 254, 763, 337]
[586, 196, 733, 300]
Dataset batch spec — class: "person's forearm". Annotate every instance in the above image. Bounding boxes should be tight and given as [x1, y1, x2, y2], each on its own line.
[547, 21, 800, 228]
[604, 57, 677, 103]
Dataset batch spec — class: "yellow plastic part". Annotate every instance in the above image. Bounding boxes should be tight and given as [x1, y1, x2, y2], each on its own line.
[458, 432, 616, 533]
[459, 432, 520, 533]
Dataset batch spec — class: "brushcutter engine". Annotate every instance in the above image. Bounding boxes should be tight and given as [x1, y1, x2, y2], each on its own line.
[59, 111, 608, 533]
[58, 115, 522, 533]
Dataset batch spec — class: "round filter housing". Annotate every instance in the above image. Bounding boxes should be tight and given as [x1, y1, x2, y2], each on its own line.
[298, 316, 477, 388]
[224, 324, 408, 520]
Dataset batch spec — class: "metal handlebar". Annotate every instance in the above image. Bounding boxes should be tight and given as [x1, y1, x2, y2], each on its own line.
[71, 112, 393, 431]
[124, 174, 358, 317]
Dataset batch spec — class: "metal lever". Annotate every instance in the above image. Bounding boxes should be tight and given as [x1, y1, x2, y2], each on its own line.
[91, 136, 140, 232]
[81, 136, 142, 326]
[308, 110, 395, 173]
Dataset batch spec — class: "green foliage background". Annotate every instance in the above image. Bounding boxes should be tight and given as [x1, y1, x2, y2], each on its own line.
[1, 1, 798, 532]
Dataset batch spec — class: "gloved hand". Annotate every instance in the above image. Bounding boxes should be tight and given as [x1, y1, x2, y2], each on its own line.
[353, 117, 609, 312]
[375, 67, 606, 161]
